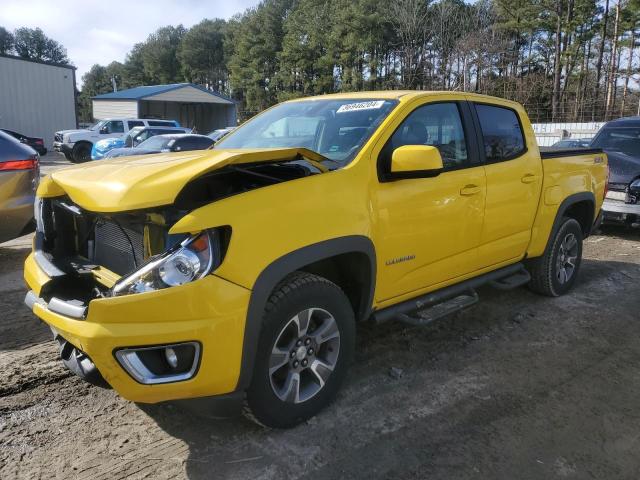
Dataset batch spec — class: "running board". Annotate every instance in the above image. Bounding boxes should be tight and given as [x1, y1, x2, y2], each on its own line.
[396, 290, 479, 326]
[372, 262, 526, 325]
[488, 266, 531, 290]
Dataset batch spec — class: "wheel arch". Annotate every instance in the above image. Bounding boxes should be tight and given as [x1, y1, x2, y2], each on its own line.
[544, 192, 595, 254]
[235, 235, 376, 391]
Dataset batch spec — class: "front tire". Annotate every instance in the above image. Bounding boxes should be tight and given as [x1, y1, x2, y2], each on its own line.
[71, 142, 92, 163]
[245, 272, 355, 428]
[528, 217, 583, 297]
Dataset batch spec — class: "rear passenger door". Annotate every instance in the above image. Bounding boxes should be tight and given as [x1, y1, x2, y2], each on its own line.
[469, 101, 543, 267]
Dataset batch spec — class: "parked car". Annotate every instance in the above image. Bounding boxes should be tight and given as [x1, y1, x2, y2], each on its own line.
[54, 118, 180, 163]
[590, 116, 640, 226]
[551, 138, 592, 149]
[24, 92, 607, 428]
[207, 127, 236, 143]
[0, 131, 39, 243]
[1, 128, 47, 155]
[91, 126, 191, 160]
[105, 134, 214, 158]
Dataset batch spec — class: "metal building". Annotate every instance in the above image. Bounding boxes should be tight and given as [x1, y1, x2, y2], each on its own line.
[92, 83, 237, 133]
[0, 54, 77, 147]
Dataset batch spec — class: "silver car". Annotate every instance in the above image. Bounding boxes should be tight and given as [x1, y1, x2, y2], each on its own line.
[0, 131, 39, 243]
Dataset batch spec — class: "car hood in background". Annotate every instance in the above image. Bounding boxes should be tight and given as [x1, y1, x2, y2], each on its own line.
[604, 150, 640, 184]
[94, 137, 125, 153]
[40, 147, 327, 212]
[56, 129, 89, 136]
[106, 147, 159, 158]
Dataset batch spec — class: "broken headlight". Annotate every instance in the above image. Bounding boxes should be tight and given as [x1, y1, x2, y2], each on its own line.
[111, 230, 220, 296]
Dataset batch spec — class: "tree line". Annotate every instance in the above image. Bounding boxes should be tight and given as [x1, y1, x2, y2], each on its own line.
[0, 26, 70, 64]
[3, 1, 640, 124]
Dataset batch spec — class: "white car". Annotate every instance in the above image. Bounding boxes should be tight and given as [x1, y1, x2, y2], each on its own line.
[53, 118, 180, 163]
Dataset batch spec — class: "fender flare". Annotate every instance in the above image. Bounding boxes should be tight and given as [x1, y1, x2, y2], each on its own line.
[235, 235, 376, 391]
[543, 191, 595, 254]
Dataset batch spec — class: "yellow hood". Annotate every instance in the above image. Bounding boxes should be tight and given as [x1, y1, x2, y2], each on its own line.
[40, 148, 325, 212]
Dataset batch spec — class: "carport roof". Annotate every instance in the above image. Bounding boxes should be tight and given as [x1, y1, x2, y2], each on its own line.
[93, 83, 234, 103]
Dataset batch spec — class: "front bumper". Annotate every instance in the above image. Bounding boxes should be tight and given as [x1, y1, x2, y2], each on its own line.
[53, 142, 73, 155]
[602, 198, 640, 224]
[23, 252, 251, 405]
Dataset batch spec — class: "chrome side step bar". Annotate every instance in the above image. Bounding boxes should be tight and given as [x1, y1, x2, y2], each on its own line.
[397, 290, 479, 327]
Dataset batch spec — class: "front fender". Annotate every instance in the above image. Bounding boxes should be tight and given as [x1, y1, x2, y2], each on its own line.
[235, 235, 376, 391]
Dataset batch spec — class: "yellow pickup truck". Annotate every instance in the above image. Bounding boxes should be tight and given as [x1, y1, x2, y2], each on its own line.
[24, 92, 607, 427]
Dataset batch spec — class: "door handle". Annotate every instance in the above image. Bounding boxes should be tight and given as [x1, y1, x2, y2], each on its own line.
[521, 174, 539, 184]
[460, 185, 481, 196]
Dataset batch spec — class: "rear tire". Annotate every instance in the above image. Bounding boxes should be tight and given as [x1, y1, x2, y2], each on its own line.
[528, 217, 583, 297]
[245, 272, 355, 428]
[71, 142, 91, 163]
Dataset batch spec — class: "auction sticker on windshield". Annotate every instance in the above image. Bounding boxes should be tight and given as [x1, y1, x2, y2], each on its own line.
[336, 100, 385, 113]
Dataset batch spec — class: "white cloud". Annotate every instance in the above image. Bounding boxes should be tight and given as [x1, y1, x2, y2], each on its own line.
[0, 0, 258, 84]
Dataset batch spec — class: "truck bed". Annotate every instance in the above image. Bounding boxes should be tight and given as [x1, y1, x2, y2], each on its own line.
[539, 147, 604, 159]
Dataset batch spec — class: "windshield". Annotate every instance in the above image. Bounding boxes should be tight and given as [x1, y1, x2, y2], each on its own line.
[137, 135, 173, 150]
[216, 99, 398, 167]
[88, 120, 107, 131]
[592, 128, 640, 157]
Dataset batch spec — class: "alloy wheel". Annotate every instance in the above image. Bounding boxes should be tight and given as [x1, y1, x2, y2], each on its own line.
[556, 232, 578, 284]
[269, 308, 340, 404]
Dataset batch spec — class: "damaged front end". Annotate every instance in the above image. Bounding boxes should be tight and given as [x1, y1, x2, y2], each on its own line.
[25, 148, 324, 391]
[31, 149, 324, 314]
[32, 196, 233, 313]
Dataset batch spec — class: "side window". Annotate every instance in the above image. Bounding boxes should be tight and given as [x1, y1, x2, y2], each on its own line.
[172, 138, 188, 151]
[148, 120, 176, 127]
[106, 120, 125, 134]
[475, 104, 525, 162]
[134, 130, 153, 145]
[195, 137, 214, 149]
[387, 103, 468, 170]
[127, 120, 144, 129]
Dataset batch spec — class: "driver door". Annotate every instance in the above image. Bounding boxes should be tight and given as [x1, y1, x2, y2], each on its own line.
[373, 100, 486, 303]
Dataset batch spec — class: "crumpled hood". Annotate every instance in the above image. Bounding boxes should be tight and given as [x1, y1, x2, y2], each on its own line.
[42, 148, 325, 212]
[604, 150, 640, 184]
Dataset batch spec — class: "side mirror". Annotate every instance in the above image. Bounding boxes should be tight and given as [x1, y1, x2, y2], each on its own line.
[99, 126, 109, 134]
[389, 145, 443, 179]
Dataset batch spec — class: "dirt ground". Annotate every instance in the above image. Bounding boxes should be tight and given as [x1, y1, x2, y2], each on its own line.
[1, 159, 639, 479]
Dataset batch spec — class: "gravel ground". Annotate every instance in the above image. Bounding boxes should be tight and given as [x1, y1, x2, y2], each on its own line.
[1, 157, 639, 479]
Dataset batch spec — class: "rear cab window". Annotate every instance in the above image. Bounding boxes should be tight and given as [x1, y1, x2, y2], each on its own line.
[147, 120, 177, 127]
[474, 104, 526, 162]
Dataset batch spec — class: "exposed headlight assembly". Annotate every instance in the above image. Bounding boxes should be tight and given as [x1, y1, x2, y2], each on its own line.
[112, 230, 220, 296]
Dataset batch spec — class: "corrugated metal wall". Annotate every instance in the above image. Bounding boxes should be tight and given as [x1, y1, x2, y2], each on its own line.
[0, 55, 76, 147]
[532, 122, 605, 146]
[92, 100, 138, 120]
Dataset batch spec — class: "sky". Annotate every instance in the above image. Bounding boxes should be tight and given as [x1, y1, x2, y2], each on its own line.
[0, 0, 259, 83]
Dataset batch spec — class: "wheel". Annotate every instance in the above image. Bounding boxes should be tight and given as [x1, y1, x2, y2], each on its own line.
[245, 272, 355, 428]
[71, 143, 91, 163]
[528, 217, 583, 297]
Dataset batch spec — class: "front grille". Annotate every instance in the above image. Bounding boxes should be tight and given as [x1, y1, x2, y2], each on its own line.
[40, 198, 155, 277]
[54, 133, 63, 143]
[94, 220, 144, 275]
